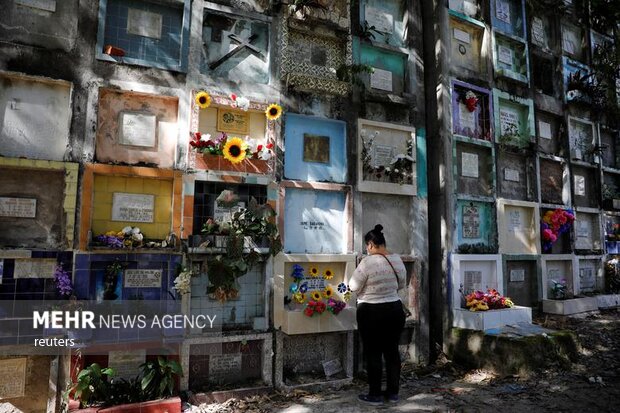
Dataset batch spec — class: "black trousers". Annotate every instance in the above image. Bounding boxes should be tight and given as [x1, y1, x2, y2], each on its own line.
[357, 300, 406, 397]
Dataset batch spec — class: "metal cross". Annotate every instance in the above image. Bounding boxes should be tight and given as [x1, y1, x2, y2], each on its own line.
[209, 33, 265, 70]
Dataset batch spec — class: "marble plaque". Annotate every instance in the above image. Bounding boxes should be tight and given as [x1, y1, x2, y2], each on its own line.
[458, 103, 476, 133]
[127, 8, 162, 39]
[454, 28, 471, 44]
[531, 17, 546, 46]
[209, 353, 242, 382]
[574, 175, 586, 196]
[0, 358, 27, 398]
[508, 209, 523, 233]
[365, 6, 394, 34]
[302, 277, 326, 291]
[500, 108, 519, 135]
[539, 121, 552, 139]
[562, 27, 579, 55]
[372, 144, 395, 168]
[217, 109, 250, 134]
[13, 258, 56, 278]
[120, 112, 157, 148]
[498, 45, 513, 66]
[213, 201, 245, 224]
[579, 267, 595, 291]
[463, 270, 482, 294]
[123, 269, 162, 288]
[108, 350, 146, 379]
[0, 197, 37, 218]
[504, 168, 520, 182]
[112, 193, 155, 223]
[303, 134, 331, 164]
[15, 0, 56, 12]
[510, 269, 525, 282]
[495, 0, 511, 24]
[461, 152, 479, 178]
[370, 68, 393, 92]
[462, 205, 480, 238]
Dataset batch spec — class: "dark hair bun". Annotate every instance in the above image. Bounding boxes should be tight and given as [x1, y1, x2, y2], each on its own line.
[374, 224, 383, 232]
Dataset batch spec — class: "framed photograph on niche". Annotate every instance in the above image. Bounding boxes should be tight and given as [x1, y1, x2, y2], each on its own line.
[357, 119, 416, 195]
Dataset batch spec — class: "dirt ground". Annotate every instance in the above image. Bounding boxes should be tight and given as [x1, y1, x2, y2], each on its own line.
[188, 309, 620, 413]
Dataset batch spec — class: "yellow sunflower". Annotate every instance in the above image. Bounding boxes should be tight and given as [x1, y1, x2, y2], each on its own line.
[265, 103, 283, 121]
[311, 290, 322, 301]
[195, 91, 211, 109]
[323, 268, 334, 280]
[309, 267, 319, 277]
[222, 137, 247, 164]
[343, 291, 351, 302]
[323, 285, 334, 299]
[293, 292, 307, 304]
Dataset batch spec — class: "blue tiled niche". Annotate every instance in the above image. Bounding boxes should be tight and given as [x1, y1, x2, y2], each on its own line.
[96, 0, 190, 72]
[283, 114, 347, 183]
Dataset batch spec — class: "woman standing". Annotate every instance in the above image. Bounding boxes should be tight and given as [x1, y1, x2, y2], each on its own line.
[350, 224, 407, 405]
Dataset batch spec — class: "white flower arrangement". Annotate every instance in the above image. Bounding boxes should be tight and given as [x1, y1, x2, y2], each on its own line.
[173, 269, 194, 295]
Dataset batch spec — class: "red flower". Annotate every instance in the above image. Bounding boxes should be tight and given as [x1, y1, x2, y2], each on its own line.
[257, 144, 263, 151]
[195, 132, 202, 141]
[304, 307, 314, 317]
[266, 143, 274, 150]
[231, 93, 237, 101]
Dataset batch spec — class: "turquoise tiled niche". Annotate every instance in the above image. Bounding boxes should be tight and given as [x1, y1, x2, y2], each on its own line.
[283, 114, 347, 183]
[359, 0, 406, 47]
[96, 0, 190, 72]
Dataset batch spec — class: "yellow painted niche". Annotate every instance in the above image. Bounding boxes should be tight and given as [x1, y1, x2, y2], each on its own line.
[91, 175, 173, 239]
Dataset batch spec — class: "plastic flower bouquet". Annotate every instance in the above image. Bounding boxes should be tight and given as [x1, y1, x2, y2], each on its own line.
[541, 209, 575, 252]
[465, 289, 514, 312]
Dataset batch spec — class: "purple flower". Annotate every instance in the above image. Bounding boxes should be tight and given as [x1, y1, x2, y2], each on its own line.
[54, 265, 73, 297]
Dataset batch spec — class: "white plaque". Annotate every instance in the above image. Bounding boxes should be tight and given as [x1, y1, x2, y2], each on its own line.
[498, 45, 513, 66]
[504, 168, 520, 182]
[209, 353, 242, 382]
[112, 193, 155, 223]
[461, 152, 479, 178]
[576, 219, 591, 238]
[579, 267, 595, 291]
[301, 277, 326, 291]
[500, 108, 519, 135]
[495, 0, 511, 24]
[365, 6, 394, 34]
[127, 8, 162, 39]
[531, 17, 546, 46]
[370, 68, 393, 92]
[0, 358, 27, 398]
[539, 121, 552, 139]
[510, 269, 525, 282]
[213, 201, 245, 224]
[373, 144, 395, 168]
[0, 197, 37, 218]
[124, 269, 162, 288]
[120, 112, 157, 148]
[562, 27, 578, 55]
[508, 209, 523, 233]
[453, 28, 471, 44]
[108, 350, 146, 380]
[458, 103, 476, 133]
[15, 0, 56, 12]
[13, 258, 57, 279]
[574, 175, 586, 196]
[463, 270, 482, 294]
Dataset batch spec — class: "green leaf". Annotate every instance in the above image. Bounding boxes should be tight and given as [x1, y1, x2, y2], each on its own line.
[90, 363, 101, 376]
[101, 367, 115, 377]
[141, 370, 156, 391]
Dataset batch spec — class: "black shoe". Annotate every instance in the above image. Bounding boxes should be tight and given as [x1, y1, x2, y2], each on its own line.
[385, 394, 399, 403]
[358, 394, 383, 405]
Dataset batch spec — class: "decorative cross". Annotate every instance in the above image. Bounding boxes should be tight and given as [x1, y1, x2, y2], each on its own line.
[209, 33, 265, 70]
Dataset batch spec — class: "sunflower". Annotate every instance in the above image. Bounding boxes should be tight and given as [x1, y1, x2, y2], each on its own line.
[323, 268, 334, 280]
[293, 292, 306, 304]
[222, 137, 247, 164]
[309, 266, 319, 277]
[195, 91, 211, 109]
[311, 290, 322, 301]
[323, 285, 334, 299]
[265, 103, 283, 121]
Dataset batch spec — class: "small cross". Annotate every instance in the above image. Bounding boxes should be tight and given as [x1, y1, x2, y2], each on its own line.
[209, 33, 265, 70]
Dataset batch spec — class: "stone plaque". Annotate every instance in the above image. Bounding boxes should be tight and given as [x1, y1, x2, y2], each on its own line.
[303, 134, 331, 164]
[370, 68, 393, 92]
[0, 197, 37, 218]
[498, 45, 513, 66]
[301, 277, 326, 291]
[209, 353, 242, 382]
[504, 168, 520, 182]
[495, 0, 510, 24]
[531, 17, 546, 46]
[508, 209, 523, 233]
[562, 27, 578, 55]
[108, 350, 146, 379]
[539, 121, 552, 139]
[123, 269, 162, 288]
[214, 201, 245, 224]
[13, 258, 56, 278]
[0, 358, 27, 398]
[576, 219, 591, 238]
[372, 144, 395, 168]
[365, 6, 394, 34]
[322, 358, 343, 377]
[463, 270, 482, 294]
[112, 193, 155, 223]
[458, 103, 476, 133]
[462, 205, 480, 238]
[510, 269, 525, 282]
[217, 109, 250, 134]
[461, 152, 479, 178]
[454, 28, 471, 44]
[574, 175, 586, 196]
[500, 108, 519, 135]
[15, 0, 56, 12]
[119, 112, 157, 148]
[579, 267, 595, 291]
[127, 8, 162, 39]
